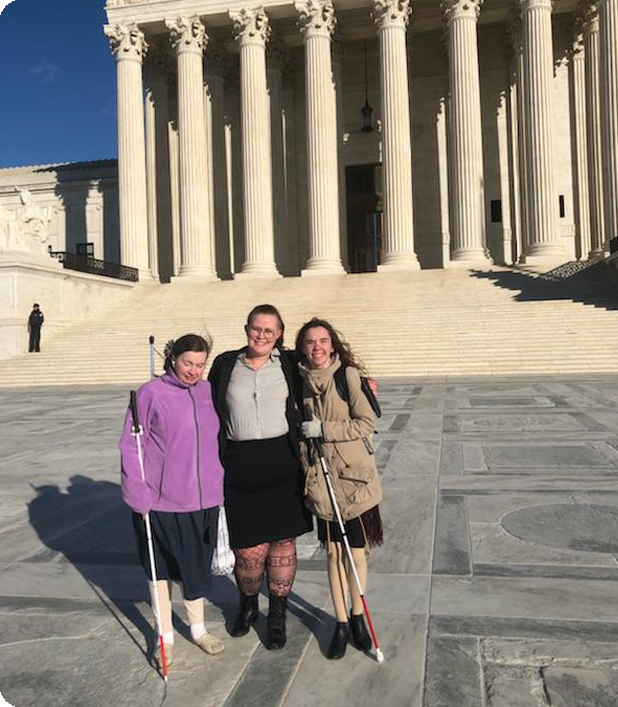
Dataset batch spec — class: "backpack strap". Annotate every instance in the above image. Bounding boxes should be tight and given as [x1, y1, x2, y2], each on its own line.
[334, 365, 382, 419]
[333, 366, 349, 404]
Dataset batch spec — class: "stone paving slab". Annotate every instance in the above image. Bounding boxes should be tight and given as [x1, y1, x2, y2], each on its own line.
[3, 376, 618, 706]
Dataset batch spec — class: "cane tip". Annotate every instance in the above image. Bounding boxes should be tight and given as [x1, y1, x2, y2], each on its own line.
[376, 648, 385, 663]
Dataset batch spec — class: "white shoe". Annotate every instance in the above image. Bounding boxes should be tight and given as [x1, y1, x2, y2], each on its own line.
[194, 631, 225, 655]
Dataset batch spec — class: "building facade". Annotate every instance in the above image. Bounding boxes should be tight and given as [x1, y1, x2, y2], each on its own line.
[9, 0, 617, 283]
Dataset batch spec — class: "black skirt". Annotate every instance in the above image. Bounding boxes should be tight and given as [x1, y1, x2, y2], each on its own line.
[317, 506, 383, 549]
[317, 516, 365, 548]
[132, 506, 218, 601]
[224, 435, 313, 549]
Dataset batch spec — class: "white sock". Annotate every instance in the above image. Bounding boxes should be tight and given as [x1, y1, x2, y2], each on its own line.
[161, 631, 174, 645]
[190, 623, 207, 642]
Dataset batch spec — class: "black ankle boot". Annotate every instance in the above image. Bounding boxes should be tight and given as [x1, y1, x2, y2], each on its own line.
[266, 595, 287, 650]
[230, 593, 259, 637]
[327, 621, 349, 660]
[349, 613, 372, 652]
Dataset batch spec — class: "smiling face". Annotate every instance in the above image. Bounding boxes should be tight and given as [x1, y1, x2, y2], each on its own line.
[302, 326, 334, 369]
[173, 350, 208, 386]
[245, 313, 282, 358]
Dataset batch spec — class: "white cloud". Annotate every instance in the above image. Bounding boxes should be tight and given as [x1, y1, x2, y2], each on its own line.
[29, 61, 59, 84]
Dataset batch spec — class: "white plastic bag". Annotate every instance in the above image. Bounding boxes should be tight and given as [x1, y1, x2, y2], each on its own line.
[211, 505, 235, 576]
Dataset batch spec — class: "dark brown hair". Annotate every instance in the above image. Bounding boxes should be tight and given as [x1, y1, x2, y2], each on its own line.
[295, 317, 365, 373]
[164, 333, 211, 372]
[246, 304, 285, 349]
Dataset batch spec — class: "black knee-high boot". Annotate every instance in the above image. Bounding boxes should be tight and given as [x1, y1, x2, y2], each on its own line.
[266, 595, 287, 650]
[230, 593, 259, 637]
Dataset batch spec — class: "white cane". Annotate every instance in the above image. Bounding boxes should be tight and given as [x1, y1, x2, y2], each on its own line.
[130, 390, 169, 681]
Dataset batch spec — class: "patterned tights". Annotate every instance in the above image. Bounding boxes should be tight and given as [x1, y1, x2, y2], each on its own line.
[234, 538, 297, 597]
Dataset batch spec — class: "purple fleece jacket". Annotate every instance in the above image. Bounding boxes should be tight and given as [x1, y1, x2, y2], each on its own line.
[118, 370, 224, 515]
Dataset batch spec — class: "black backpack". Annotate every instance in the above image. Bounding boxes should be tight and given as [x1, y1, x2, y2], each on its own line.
[334, 366, 381, 418]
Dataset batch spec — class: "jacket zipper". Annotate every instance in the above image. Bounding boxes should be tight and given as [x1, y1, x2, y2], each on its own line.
[188, 387, 203, 508]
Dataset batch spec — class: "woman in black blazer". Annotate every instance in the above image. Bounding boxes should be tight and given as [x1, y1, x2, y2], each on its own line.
[208, 304, 312, 651]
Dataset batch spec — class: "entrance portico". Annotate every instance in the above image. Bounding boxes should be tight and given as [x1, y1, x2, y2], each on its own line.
[104, 0, 618, 280]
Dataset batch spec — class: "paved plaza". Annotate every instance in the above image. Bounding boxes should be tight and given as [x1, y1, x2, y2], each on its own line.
[3, 377, 618, 706]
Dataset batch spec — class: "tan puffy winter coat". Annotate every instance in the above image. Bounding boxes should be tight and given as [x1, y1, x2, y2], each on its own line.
[298, 355, 382, 522]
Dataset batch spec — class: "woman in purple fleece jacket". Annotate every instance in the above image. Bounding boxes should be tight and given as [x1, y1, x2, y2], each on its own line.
[119, 333, 225, 669]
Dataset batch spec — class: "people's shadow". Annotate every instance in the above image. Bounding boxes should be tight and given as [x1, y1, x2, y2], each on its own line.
[27, 475, 236, 661]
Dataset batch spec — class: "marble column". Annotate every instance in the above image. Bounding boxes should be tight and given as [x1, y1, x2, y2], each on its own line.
[296, 0, 345, 275]
[507, 10, 528, 261]
[570, 28, 592, 259]
[205, 47, 232, 279]
[144, 86, 160, 280]
[497, 91, 514, 264]
[331, 36, 349, 272]
[267, 40, 289, 275]
[437, 96, 451, 267]
[166, 16, 217, 279]
[373, 0, 420, 271]
[104, 24, 152, 278]
[146, 47, 175, 283]
[168, 109, 181, 277]
[442, 0, 492, 266]
[599, 0, 618, 244]
[582, 3, 606, 257]
[519, 0, 564, 263]
[230, 7, 280, 277]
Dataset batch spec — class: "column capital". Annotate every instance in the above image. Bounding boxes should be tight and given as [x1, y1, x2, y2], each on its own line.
[373, 0, 411, 31]
[518, 0, 553, 12]
[230, 7, 271, 47]
[165, 16, 208, 55]
[295, 0, 337, 39]
[578, 1, 600, 34]
[568, 27, 585, 60]
[104, 23, 148, 62]
[442, 0, 483, 24]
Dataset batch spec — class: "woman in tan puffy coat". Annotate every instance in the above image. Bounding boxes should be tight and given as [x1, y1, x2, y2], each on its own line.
[295, 317, 383, 660]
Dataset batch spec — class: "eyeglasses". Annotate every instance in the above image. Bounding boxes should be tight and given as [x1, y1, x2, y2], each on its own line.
[248, 326, 278, 340]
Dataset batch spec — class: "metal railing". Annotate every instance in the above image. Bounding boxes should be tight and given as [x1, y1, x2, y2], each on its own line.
[48, 250, 139, 282]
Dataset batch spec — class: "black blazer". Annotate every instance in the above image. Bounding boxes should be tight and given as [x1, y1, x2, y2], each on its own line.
[208, 347, 302, 459]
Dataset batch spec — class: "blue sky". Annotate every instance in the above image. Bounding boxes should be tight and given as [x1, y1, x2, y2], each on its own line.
[0, 0, 117, 167]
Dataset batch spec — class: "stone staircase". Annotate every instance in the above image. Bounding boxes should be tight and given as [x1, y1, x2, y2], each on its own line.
[2, 262, 618, 387]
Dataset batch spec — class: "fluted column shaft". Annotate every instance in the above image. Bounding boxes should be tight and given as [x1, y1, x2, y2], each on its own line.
[571, 35, 592, 258]
[268, 44, 288, 274]
[144, 79, 160, 279]
[166, 17, 216, 279]
[519, 0, 563, 262]
[296, 0, 344, 274]
[230, 8, 279, 277]
[443, 0, 491, 266]
[331, 39, 349, 271]
[583, 5, 606, 257]
[104, 24, 152, 279]
[206, 66, 231, 278]
[599, 0, 618, 243]
[374, 0, 420, 271]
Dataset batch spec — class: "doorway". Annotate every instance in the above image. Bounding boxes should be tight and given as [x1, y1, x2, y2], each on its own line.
[345, 164, 383, 273]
